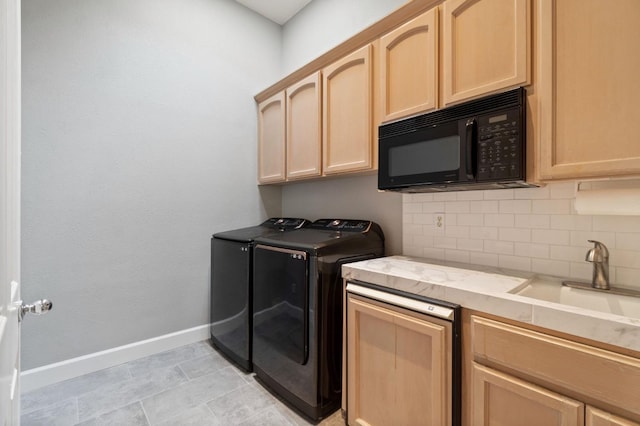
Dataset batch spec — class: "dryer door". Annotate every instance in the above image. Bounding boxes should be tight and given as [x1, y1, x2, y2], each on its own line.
[253, 245, 309, 365]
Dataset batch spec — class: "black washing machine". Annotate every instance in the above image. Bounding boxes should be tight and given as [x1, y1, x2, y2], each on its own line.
[210, 218, 309, 371]
[252, 219, 385, 420]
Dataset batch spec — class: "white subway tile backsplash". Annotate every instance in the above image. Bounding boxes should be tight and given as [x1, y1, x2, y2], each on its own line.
[445, 249, 470, 263]
[404, 245, 425, 258]
[422, 247, 445, 260]
[499, 255, 532, 271]
[549, 181, 577, 199]
[469, 252, 499, 267]
[445, 201, 471, 213]
[515, 185, 550, 200]
[402, 182, 640, 288]
[499, 228, 531, 242]
[515, 214, 550, 229]
[484, 189, 514, 200]
[593, 216, 640, 232]
[413, 213, 434, 225]
[410, 193, 434, 203]
[615, 267, 640, 288]
[532, 258, 570, 277]
[549, 245, 585, 262]
[456, 191, 485, 201]
[499, 200, 532, 214]
[445, 225, 470, 239]
[484, 240, 514, 255]
[532, 199, 572, 215]
[422, 202, 446, 213]
[617, 233, 640, 251]
[457, 214, 484, 227]
[469, 226, 499, 240]
[609, 250, 640, 268]
[484, 214, 515, 228]
[550, 214, 593, 231]
[470, 200, 500, 214]
[403, 202, 423, 214]
[532, 229, 570, 245]
[457, 238, 485, 252]
[570, 231, 615, 248]
[403, 223, 423, 237]
[411, 235, 434, 248]
[433, 236, 457, 249]
[515, 242, 550, 259]
[433, 192, 458, 202]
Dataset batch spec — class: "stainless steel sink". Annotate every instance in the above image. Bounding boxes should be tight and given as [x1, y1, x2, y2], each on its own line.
[510, 278, 640, 319]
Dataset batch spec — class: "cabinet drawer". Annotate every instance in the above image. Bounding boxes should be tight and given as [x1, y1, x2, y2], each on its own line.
[470, 316, 640, 419]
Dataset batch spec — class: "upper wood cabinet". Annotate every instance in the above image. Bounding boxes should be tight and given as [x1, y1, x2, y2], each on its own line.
[586, 406, 640, 426]
[257, 92, 286, 184]
[323, 44, 373, 175]
[442, 0, 530, 106]
[379, 7, 439, 123]
[286, 72, 322, 181]
[537, 0, 640, 180]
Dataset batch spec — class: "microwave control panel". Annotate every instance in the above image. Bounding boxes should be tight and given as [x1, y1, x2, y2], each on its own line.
[477, 107, 523, 181]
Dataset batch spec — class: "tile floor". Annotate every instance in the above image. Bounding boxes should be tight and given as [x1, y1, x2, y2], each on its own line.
[21, 340, 344, 426]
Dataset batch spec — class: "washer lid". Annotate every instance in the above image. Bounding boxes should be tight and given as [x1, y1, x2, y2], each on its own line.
[212, 217, 309, 243]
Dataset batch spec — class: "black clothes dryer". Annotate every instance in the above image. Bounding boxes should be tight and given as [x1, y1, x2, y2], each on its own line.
[252, 219, 385, 420]
[210, 218, 309, 371]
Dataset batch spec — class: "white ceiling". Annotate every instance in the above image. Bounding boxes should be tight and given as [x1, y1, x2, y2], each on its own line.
[234, 0, 313, 25]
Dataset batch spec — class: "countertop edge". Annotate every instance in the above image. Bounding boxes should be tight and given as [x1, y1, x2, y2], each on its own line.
[342, 256, 640, 353]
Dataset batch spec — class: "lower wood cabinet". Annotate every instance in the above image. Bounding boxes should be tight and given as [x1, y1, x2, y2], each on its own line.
[346, 294, 452, 426]
[465, 312, 640, 426]
[472, 363, 584, 426]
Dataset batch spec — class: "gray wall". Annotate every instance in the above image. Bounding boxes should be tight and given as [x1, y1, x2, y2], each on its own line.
[282, 0, 407, 74]
[21, 0, 282, 369]
[280, 0, 406, 254]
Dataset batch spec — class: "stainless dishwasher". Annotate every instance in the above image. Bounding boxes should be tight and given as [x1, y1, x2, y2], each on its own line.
[344, 280, 461, 426]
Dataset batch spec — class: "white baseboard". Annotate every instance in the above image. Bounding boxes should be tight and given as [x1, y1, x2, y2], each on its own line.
[21, 324, 211, 393]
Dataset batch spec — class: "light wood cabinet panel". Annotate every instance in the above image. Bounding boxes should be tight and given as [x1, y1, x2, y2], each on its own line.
[470, 315, 640, 420]
[346, 294, 451, 426]
[323, 45, 373, 175]
[379, 7, 438, 123]
[472, 363, 584, 426]
[442, 0, 530, 106]
[586, 406, 640, 426]
[286, 72, 322, 180]
[537, 0, 640, 179]
[257, 92, 286, 183]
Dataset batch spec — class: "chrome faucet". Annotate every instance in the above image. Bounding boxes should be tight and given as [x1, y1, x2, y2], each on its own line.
[585, 240, 610, 290]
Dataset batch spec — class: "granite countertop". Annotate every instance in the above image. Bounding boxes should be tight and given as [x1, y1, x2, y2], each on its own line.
[342, 255, 640, 354]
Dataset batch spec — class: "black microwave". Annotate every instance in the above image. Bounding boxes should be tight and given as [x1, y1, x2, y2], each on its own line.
[378, 87, 536, 193]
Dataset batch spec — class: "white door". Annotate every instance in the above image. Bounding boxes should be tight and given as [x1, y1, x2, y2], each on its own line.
[1, 0, 22, 423]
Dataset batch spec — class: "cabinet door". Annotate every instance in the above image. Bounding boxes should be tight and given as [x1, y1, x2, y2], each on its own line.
[537, 0, 640, 180]
[346, 295, 451, 426]
[257, 91, 286, 183]
[323, 45, 373, 175]
[442, 0, 530, 106]
[379, 7, 438, 123]
[472, 363, 584, 426]
[586, 406, 640, 426]
[286, 72, 322, 180]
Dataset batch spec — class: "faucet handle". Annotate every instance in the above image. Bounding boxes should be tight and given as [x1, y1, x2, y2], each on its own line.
[586, 240, 609, 262]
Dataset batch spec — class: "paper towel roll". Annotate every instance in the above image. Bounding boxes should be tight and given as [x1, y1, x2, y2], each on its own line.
[575, 188, 640, 215]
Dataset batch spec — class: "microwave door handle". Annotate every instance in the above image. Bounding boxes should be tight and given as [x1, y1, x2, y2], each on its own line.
[465, 118, 476, 180]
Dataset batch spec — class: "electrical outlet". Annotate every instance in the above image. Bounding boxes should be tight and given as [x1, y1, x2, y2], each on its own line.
[434, 213, 445, 234]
